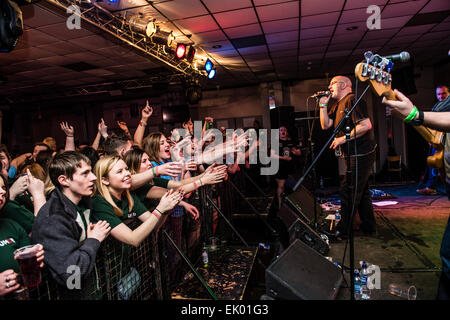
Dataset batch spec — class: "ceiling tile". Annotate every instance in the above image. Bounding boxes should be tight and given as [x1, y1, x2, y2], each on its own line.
[363, 28, 399, 40]
[300, 37, 330, 48]
[191, 30, 226, 44]
[21, 29, 60, 46]
[35, 41, 86, 56]
[262, 18, 299, 34]
[382, 0, 428, 18]
[214, 8, 258, 28]
[224, 24, 262, 39]
[301, 12, 340, 29]
[269, 41, 298, 52]
[256, 1, 299, 22]
[238, 45, 268, 55]
[22, 5, 66, 28]
[300, 26, 334, 39]
[420, 0, 450, 13]
[300, 46, 327, 55]
[395, 24, 436, 37]
[379, 15, 413, 29]
[68, 35, 120, 51]
[174, 15, 218, 34]
[203, 0, 252, 13]
[340, 8, 369, 24]
[325, 50, 353, 58]
[154, 0, 208, 20]
[266, 30, 299, 44]
[344, 0, 388, 10]
[37, 22, 93, 40]
[301, 0, 344, 16]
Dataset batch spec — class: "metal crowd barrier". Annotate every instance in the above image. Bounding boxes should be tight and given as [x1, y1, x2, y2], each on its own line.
[20, 164, 270, 300]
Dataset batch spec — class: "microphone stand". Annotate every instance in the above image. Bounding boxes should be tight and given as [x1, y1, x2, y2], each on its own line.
[290, 84, 371, 300]
[308, 98, 319, 229]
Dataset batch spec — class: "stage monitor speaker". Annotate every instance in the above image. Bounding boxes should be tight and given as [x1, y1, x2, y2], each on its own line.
[279, 198, 329, 256]
[283, 181, 323, 225]
[265, 239, 342, 300]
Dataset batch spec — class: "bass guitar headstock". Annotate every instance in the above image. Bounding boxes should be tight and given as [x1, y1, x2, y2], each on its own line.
[355, 51, 396, 101]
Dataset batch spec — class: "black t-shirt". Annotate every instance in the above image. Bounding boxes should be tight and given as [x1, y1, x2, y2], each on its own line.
[278, 139, 298, 173]
[328, 93, 376, 156]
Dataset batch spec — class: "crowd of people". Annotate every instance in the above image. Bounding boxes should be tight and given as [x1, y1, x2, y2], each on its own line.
[0, 102, 256, 299]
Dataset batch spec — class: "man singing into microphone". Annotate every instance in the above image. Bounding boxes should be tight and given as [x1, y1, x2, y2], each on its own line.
[318, 76, 377, 240]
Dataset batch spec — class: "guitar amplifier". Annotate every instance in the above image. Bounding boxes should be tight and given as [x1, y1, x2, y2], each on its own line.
[283, 185, 323, 225]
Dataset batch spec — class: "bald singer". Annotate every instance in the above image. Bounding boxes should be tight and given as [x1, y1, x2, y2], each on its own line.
[318, 76, 377, 241]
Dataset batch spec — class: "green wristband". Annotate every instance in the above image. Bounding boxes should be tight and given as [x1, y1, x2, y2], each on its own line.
[152, 167, 156, 176]
[404, 106, 418, 123]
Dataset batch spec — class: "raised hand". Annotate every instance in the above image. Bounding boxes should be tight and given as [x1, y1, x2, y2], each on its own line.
[202, 166, 227, 185]
[98, 118, 108, 138]
[180, 201, 200, 220]
[9, 174, 28, 200]
[87, 220, 111, 243]
[117, 121, 130, 133]
[184, 158, 197, 171]
[26, 169, 44, 198]
[156, 189, 184, 214]
[60, 122, 74, 137]
[141, 100, 153, 120]
[157, 162, 182, 178]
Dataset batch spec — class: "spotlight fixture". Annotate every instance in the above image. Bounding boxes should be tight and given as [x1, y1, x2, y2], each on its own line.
[207, 69, 216, 79]
[152, 29, 175, 47]
[175, 43, 186, 59]
[0, 0, 24, 53]
[129, 14, 157, 38]
[204, 59, 213, 73]
[186, 45, 196, 62]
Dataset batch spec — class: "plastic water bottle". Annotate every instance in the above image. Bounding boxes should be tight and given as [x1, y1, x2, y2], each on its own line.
[202, 244, 209, 268]
[354, 269, 362, 300]
[359, 261, 371, 300]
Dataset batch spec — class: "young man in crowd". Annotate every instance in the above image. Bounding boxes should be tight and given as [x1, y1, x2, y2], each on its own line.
[31, 151, 111, 299]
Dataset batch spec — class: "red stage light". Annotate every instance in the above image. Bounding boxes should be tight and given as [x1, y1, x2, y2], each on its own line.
[176, 43, 186, 59]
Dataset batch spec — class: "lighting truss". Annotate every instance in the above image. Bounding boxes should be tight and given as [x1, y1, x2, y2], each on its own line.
[41, 0, 203, 79]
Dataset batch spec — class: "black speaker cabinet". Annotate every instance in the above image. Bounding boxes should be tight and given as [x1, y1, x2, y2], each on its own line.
[279, 197, 329, 256]
[283, 185, 323, 225]
[266, 239, 343, 300]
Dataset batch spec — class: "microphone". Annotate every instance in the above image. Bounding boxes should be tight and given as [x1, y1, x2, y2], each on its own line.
[311, 90, 331, 98]
[383, 51, 410, 63]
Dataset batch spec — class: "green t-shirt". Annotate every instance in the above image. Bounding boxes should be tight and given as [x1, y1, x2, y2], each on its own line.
[133, 178, 169, 210]
[0, 218, 30, 273]
[91, 193, 148, 229]
[2, 200, 35, 234]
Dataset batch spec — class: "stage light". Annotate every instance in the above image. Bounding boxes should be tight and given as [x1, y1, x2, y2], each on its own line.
[0, 0, 24, 53]
[152, 29, 175, 47]
[204, 59, 213, 72]
[207, 69, 216, 79]
[186, 46, 196, 62]
[129, 14, 157, 38]
[175, 43, 186, 59]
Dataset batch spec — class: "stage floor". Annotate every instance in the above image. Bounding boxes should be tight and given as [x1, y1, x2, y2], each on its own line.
[328, 183, 449, 300]
[236, 183, 449, 300]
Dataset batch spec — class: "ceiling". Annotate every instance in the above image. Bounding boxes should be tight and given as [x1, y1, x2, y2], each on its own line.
[0, 0, 449, 103]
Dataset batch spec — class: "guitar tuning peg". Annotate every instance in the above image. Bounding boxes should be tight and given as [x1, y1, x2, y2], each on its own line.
[386, 60, 394, 73]
[364, 51, 374, 63]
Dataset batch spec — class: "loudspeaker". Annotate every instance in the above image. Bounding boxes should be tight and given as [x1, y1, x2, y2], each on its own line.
[279, 197, 329, 256]
[266, 239, 342, 300]
[283, 183, 323, 225]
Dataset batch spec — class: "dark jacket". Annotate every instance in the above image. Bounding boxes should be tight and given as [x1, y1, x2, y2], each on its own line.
[31, 188, 100, 300]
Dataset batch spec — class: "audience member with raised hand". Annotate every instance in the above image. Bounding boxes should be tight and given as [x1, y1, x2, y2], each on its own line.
[117, 120, 131, 140]
[60, 122, 75, 151]
[124, 148, 200, 220]
[134, 100, 153, 149]
[91, 155, 182, 247]
[31, 151, 110, 299]
[92, 118, 108, 151]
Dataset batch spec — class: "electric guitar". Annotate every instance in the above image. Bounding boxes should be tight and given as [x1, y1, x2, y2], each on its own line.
[354, 54, 444, 169]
